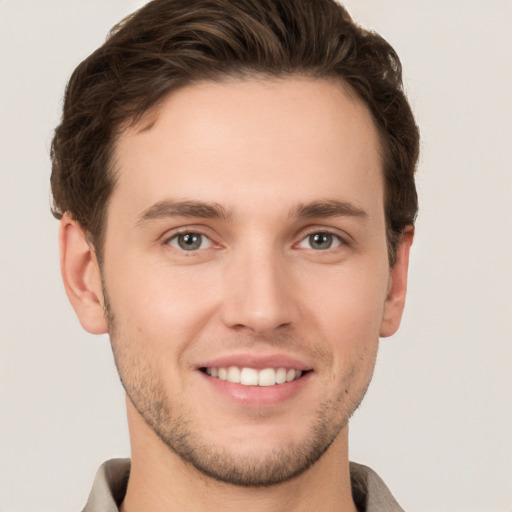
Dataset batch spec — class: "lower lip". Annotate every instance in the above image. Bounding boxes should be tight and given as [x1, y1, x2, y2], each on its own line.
[199, 371, 312, 408]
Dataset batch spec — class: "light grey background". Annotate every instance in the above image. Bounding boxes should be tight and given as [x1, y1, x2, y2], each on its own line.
[1, 1, 511, 511]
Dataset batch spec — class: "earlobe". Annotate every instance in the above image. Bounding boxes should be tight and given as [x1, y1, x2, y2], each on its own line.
[59, 214, 108, 335]
[379, 227, 414, 338]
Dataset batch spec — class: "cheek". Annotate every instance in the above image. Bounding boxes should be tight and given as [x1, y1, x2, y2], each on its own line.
[104, 260, 222, 352]
[307, 263, 388, 366]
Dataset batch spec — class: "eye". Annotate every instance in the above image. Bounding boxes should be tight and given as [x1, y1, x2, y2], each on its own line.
[167, 232, 212, 251]
[298, 232, 342, 251]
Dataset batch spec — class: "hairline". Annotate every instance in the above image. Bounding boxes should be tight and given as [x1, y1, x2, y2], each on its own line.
[91, 72, 397, 267]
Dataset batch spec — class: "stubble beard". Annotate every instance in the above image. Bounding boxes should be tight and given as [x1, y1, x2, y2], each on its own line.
[127, 386, 349, 487]
[103, 292, 375, 487]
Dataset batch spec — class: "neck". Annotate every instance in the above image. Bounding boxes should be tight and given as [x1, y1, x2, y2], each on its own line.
[121, 400, 357, 512]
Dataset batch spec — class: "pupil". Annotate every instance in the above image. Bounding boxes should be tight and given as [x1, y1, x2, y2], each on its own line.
[179, 233, 201, 250]
[310, 233, 332, 250]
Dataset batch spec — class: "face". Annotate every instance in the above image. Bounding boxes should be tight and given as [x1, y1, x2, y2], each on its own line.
[64, 77, 411, 486]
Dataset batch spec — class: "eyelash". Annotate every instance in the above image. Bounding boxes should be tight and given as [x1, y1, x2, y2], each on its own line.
[163, 228, 348, 253]
[296, 230, 345, 251]
[165, 230, 214, 252]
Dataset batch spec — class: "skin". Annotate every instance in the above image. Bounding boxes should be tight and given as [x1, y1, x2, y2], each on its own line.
[60, 77, 413, 512]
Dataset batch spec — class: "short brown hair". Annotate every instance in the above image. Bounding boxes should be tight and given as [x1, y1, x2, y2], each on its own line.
[51, 0, 419, 265]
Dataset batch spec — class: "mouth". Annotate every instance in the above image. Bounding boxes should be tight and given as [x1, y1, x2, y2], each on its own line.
[200, 366, 310, 387]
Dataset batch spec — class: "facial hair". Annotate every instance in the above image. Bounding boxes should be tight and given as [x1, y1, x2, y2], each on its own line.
[103, 287, 376, 487]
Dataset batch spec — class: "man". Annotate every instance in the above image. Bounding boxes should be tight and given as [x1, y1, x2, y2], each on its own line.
[51, 0, 419, 510]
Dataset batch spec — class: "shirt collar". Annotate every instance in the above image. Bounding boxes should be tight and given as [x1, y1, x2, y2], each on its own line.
[83, 459, 404, 512]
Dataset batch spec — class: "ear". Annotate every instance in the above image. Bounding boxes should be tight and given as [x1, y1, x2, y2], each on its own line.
[379, 226, 414, 338]
[59, 214, 108, 334]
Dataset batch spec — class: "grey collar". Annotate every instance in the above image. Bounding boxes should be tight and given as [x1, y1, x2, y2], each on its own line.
[82, 459, 405, 512]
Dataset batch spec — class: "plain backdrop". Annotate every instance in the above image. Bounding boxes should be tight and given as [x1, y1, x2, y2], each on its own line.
[1, 1, 511, 511]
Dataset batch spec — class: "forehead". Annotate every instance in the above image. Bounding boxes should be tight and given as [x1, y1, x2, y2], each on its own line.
[110, 77, 384, 222]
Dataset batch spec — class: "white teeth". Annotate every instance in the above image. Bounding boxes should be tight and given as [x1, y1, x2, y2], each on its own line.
[286, 368, 296, 382]
[275, 367, 287, 384]
[227, 366, 241, 383]
[258, 368, 276, 386]
[240, 367, 259, 386]
[204, 366, 306, 386]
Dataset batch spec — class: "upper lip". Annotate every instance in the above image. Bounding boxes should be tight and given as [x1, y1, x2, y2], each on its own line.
[196, 353, 313, 371]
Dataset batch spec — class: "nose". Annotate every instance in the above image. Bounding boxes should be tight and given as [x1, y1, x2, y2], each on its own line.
[220, 247, 299, 336]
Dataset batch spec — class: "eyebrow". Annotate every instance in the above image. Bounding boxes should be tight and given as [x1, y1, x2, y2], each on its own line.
[291, 199, 368, 220]
[135, 198, 367, 227]
[136, 199, 231, 226]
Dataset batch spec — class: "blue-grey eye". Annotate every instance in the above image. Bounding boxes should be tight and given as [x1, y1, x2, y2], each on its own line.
[299, 232, 341, 250]
[168, 233, 211, 251]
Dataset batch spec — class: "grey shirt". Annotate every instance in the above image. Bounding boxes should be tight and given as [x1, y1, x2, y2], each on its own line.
[82, 458, 405, 512]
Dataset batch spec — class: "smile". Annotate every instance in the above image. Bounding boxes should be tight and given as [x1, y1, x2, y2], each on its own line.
[202, 366, 305, 387]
